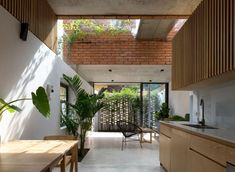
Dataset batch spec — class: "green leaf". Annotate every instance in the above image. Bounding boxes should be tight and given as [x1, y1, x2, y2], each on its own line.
[61, 113, 79, 136]
[31, 87, 50, 118]
[9, 105, 22, 113]
[0, 98, 22, 115]
[63, 74, 83, 96]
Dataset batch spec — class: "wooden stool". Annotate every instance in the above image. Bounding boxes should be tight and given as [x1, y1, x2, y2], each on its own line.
[140, 127, 154, 143]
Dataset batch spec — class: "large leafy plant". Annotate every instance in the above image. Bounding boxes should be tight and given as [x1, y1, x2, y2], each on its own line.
[0, 87, 50, 119]
[63, 74, 105, 156]
[60, 112, 79, 136]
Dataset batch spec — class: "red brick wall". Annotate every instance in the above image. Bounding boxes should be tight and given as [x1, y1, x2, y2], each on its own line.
[64, 33, 172, 65]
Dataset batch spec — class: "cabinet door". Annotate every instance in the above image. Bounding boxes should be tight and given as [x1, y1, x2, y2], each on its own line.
[170, 129, 190, 172]
[159, 134, 171, 172]
[188, 149, 226, 172]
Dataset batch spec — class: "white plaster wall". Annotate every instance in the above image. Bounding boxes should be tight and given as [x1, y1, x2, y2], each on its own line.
[0, 6, 92, 142]
[169, 83, 191, 117]
[192, 80, 235, 130]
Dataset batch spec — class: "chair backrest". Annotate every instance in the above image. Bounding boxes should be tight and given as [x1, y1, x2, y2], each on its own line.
[44, 135, 77, 140]
[117, 120, 142, 134]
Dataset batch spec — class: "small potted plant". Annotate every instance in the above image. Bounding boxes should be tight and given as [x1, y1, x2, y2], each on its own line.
[155, 102, 170, 121]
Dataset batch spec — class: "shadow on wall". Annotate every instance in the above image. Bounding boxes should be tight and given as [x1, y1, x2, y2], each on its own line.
[0, 44, 56, 142]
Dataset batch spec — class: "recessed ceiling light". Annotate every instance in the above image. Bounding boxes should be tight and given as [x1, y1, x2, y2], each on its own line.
[160, 69, 164, 72]
[108, 69, 112, 72]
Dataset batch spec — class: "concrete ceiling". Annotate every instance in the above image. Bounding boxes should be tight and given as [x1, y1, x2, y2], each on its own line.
[72, 65, 171, 83]
[48, 0, 202, 40]
[136, 19, 176, 40]
[47, 0, 202, 16]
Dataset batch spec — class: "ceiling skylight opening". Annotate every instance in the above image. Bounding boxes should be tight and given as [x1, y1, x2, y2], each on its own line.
[173, 19, 187, 32]
[131, 19, 140, 37]
[166, 19, 187, 41]
[62, 19, 140, 37]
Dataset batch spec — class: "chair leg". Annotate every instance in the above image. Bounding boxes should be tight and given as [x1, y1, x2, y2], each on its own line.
[138, 134, 142, 148]
[121, 136, 124, 151]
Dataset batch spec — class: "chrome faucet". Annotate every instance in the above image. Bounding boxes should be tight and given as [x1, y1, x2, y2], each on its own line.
[199, 99, 205, 126]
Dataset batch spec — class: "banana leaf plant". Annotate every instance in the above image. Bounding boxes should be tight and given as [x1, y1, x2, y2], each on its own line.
[0, 87, 50, 120]
[63, 74, 105, 156]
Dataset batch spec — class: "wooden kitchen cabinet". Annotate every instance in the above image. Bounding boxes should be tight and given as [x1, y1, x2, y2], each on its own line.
[172, 0, 235, 90]
[170, 128, 190, 172]
[188, 149, 226, 172]
[159, 134, 171, 172]
[159, 123, 235, 172]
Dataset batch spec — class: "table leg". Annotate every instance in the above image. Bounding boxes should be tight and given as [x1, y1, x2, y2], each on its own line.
[74, 143, 78, 172]
[150, 132, 152, 143]
[61, 154, 66, 172]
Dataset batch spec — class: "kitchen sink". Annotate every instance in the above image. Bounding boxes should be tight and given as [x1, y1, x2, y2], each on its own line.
[182, 124, 218, 129]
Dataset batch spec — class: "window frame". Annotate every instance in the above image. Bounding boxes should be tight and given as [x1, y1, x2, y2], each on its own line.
[60, 83, 69, 116]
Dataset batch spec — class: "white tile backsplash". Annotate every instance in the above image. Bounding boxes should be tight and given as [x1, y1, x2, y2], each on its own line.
[193, 80, 235, 130]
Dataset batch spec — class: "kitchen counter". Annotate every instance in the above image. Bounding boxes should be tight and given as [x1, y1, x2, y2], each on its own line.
[160, 121, 235, 148]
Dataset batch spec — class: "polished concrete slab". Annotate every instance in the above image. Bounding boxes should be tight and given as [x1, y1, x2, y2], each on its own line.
[54, 132, 164, 172]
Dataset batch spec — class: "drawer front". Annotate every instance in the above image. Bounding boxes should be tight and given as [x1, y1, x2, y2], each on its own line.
[159, 134, 171, 172]
[170, 128, 190, 172]
[190, 135, 229, 166]
[188, 149, 226, 172]
[160, 124, 172, 138]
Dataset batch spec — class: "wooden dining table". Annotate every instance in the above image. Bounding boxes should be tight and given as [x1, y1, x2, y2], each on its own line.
[0, 140, 78, 172]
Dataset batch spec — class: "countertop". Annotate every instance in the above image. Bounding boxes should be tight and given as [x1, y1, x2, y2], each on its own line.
[160, 121, 235, 148]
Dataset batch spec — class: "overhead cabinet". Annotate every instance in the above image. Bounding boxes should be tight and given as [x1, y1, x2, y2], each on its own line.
[172, 0, 235, 90]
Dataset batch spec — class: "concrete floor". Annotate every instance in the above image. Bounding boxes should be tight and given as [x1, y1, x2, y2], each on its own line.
[54, 132, 165, 172]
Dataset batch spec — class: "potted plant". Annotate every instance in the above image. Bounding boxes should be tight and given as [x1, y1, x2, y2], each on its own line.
[155, 102, 170, 121]
[62, 74, 105, 159]
[0, 86, 50, 119]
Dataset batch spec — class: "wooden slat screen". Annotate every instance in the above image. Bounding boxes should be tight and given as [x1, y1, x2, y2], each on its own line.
[0, 0, 57, 52]
[172, 0, 235, 90]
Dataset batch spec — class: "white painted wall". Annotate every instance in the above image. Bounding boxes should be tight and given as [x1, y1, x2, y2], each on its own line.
[191, 80, 235, 130]
[169, 83, 191, 117]
[0, 6, 92, 142]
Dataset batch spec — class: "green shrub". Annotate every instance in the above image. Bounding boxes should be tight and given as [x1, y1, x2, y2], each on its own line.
[168, 115, 186, 121]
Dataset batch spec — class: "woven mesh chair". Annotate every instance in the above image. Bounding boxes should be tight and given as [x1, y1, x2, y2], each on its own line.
[117, 120, 143, 150]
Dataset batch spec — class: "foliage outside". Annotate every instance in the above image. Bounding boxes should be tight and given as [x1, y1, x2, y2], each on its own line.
[103, 86, 140, 110]
[102, 86, 141, 125]
[62, 74, 105, 156]
[62, 19, 135, 54]
[63, 19, 133, 39]
[0, 87, 50, 120]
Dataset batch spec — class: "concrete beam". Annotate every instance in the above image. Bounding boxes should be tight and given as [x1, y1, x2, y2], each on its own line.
[58, 15, 190, 20]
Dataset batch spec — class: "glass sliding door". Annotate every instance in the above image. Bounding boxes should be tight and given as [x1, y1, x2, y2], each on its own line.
[141, 83, 168, 128]
[93, 82, 168, 131]
[94, 83, 141, 131]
